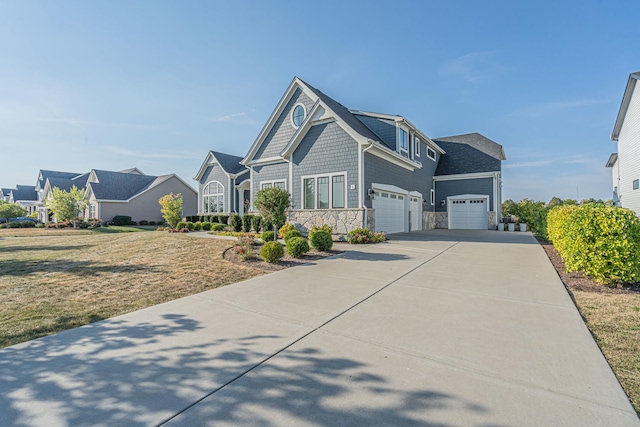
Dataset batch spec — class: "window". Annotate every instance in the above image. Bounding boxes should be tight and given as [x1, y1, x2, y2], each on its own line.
[89, 204, 96, 218]
[427, 147, 436, 161]
[634, 180, 639, 190]
[292, 104, 306, 128]
[203, 181, 224, 213]
[398, 128, 408, 152]
[302, 173, 346, 209]
[415, 137, 421, 157]
[261, 180, 286, 190]
[430, 189, 435, 205]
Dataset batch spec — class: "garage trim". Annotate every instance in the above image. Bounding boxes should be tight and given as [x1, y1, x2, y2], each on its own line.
[447, 194, 490, 230]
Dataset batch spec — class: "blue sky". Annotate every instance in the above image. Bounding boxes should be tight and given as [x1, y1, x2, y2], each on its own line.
[1, 1, 638, 202]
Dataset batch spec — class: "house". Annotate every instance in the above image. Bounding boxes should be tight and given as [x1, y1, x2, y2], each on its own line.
[7, 185, 38, 215]
[195, 77, 505, 234]
[609, 71, 640, 213]
[35, 170, 83, 222]
[1, 188, 12, 203]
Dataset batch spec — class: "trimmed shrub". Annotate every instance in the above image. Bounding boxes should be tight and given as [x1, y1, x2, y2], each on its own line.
[284, 229, 303, 243]
[347, 227, 386, 244]
[149, 221, 157, 226]
[175, 221, 187, 231]
[201, 221, 212, 231]
[547, 204, 640, 285]
[112, 215, 133, 226]
[286, 237, 310, 258]
[218, 214, 229, 225]
[261, 230, 275, 242]
[211, 223, 225, 232]
[208, 215, 218, 223]
[278, 223, 296, 239]
[179, 227, 189, 233]
[310, 230, 333, 251]
[251, 215, 262, 233]
[308, 224, 333, 243]
[139, 220, 149, 226]
[193, 222, 202, 231]
[242, 214, 253, 232]
[230, 214, 242, 232]
[185, 221, 195, 231]
[262, 219, 273, 233]
[260, 241, 284, 263]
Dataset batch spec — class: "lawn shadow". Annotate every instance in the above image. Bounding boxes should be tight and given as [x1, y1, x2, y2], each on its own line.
[336, 251, 410, 262]
[0, 259, 160, 276]
[0, 313, 497, 426]
[0, 244, 94, 253]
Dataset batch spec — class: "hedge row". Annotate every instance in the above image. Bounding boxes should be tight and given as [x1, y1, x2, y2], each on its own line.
[547, 204, 640, 285]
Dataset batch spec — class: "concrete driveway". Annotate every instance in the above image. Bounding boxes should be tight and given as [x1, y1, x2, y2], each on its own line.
[0, 230, 637, 426]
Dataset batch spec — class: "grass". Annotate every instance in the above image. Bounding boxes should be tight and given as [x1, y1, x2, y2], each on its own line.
[0, 225, 154, 237]
[571, 290, 640, 413]
[0, 232, 264, 348]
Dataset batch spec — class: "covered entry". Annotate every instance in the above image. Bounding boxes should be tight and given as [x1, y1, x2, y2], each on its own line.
[448, 194, 489, 229]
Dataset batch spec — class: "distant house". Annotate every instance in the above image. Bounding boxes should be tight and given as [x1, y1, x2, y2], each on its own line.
[2, 188, 13, 203]
[194, 77, 506, 234]
[609, 71, 640, 213]
[7, 185, 38, 215]
[35, 170, 83, 222]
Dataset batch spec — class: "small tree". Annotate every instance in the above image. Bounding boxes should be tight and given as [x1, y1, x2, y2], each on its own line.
[0, 201, 27, 220]
[253, 187, 291, 241]
[159, 193, 183, 228]
[46, 186, 88, 226]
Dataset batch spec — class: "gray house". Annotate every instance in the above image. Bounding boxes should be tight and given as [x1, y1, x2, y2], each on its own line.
[196, 77, 505, 234]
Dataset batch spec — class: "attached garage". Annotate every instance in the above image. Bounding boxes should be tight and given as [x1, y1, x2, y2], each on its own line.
[448, 195, 489, 229]
[373, 189, 406, 234]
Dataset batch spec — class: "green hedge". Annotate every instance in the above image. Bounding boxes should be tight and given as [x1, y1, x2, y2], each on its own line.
[286, 237, 309, 258]
[547, 204, 640, 285]
[260, 241, 284, 263]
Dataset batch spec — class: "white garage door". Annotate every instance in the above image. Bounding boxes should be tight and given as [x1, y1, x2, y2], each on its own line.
[373, 190, 405, 234]
[449, 198, 488, 229]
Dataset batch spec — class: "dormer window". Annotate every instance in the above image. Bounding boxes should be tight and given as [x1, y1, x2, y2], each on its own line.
[398, 128, 408, 153]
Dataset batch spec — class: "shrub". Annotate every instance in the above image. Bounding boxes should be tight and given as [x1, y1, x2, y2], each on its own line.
[254, 187, 291, 235]
[235, 235, 256, 261]
[260, 241, 284, 263]
[547, 204, 640, 285]
[112, 215, 133, 226]
[278, 223, 296, 239]
[193, 222, 202, 231]
[218, 214, 229, 225]
[156, 227, 165, 231]
[310, 230, 333, 251]
[262, 219, 273, 233]
[201, 221, 212, 231]
[185, 221, 195, 231]
[179, 227, 189, 233]
[210, 223, 225, 232]
[175, 221, 187, 231]
[241, 214, 252, 232]
[230, 214, 242, 232]
[251, 215, 262, 233]
[261, 230, 275, 242]
[284, 229, 302, 243]
[149, 221, 157, 226]
[139, 220, 149, 226]
[286, 237, 310, 258]
[347, 227, 386, 244]
[208, 215, 219, 224]
[308, 224, 333, 243]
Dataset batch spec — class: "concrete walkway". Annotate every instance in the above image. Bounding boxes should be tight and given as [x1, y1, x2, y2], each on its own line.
[0, 230, 637, 426]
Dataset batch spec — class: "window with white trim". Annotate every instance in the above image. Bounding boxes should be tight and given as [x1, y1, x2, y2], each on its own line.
[203, 181, 224, 213]
[430, 189, 435, 205]
[302, 172, 347, 209]
[415, 137, 421, 157]
[89, 204, 96, 218]
[291, 104, 306, 128]
[427, 147, 436, 161]
[261, 180, 286, 190]
[398, 128, 408, 153]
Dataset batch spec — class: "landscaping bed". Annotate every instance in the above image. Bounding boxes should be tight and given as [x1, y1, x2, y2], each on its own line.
[538, 238, 640, 415]
[223, 242, 342, 271]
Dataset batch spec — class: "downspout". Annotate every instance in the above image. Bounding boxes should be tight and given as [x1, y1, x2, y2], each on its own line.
[361, 141, 375, 228]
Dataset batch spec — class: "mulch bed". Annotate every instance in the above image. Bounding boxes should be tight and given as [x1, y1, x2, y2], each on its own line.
[536, 237, 640, 294]
[223, 243, 343, 271]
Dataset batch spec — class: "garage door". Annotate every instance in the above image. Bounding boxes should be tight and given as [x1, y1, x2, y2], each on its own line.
[373, 190, 405, 234]
[449, 198, 488, 229]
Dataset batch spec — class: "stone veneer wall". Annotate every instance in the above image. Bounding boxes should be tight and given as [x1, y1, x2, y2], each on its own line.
[488, 211, 498, 229]
[287, 209, 365, 239]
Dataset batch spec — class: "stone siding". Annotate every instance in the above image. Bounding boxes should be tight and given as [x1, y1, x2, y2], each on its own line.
[488, 211, 498, 228]
[287, 209, 365, 239]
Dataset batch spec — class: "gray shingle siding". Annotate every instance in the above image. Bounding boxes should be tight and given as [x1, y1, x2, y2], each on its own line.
[291, 122, 359, 209]
[252, 162, 289, 198]
[435, 178, 494, 212]
[355, 115, 396, 150]
[198, 165, 232, 213]
[252, 88, 314, 161]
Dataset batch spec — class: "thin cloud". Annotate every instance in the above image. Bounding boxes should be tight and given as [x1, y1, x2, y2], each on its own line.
[36, 117, 165, 130]
[504, 160, 554, 168]
[440, 51, 501, 83]
[104, 146, 202, 160]
[208, 112, 260, 125]
[511, 99, 610, 117]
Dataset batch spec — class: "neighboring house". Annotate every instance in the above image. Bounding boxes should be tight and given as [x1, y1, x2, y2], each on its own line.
[7, 185, 38, 214]
[35, 170, 83, 222]
[1, 188, 12, 203]
[193, 151, 250, 215]
[609, 71, 640, 213]
[83, 169, 198, 223]
[195, 77, 506, 234]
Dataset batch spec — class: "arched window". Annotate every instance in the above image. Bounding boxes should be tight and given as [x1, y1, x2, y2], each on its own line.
[203, 181, 224, 213]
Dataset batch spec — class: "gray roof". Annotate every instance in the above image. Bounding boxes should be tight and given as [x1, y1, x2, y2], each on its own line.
[90, 170, 158, 200]
[12, 185, 37, 201]
[1, 188, 12, 197]
[300, 79, 383, 144]
[433, 133, 505, 176]
[47, 173, 89, 193]
[38, 170, 82, 188]
[210, 151, 246, 175]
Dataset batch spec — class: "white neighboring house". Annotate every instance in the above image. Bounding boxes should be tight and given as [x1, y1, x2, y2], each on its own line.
[609, 71, 640, 213]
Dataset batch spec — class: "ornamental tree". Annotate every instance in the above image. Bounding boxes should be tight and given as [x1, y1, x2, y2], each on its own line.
[0, 201, 28, 220]
[46, 186, 88, 225]
[159, 193, 183, 228]
[253, 187, 291, 241]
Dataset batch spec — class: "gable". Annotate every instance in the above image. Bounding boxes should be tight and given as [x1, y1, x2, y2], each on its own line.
[252, 88, 315, 161]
